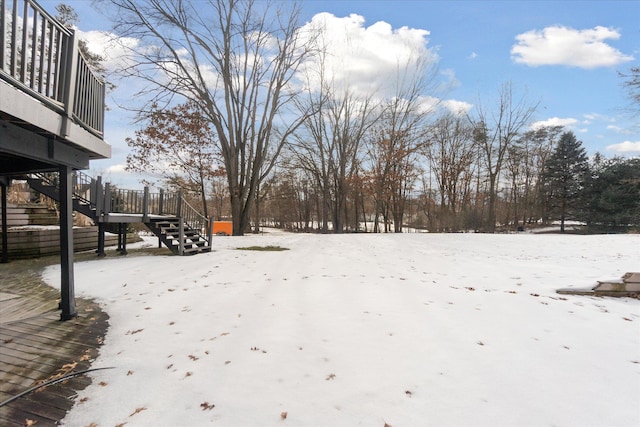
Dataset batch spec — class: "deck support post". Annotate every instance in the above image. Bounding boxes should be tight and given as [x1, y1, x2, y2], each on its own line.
[59, 165, 77, 320]
[1, 179, 8, 263]
[178, 218, 185, 256]
[104, 183, 111, 214]
[118, 223, 127, 255]
[97, 222, 106, 257]
[94, 176, 103, 214]
[142, 186, 149, 222]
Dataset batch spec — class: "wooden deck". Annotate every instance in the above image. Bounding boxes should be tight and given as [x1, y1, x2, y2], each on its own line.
[0, 256, 108, 426]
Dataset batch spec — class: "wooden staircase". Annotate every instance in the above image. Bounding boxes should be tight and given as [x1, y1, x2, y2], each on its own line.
[25, 172, 212, 256]
[146, 218, 211, 255]
[26, 175, 97, 220]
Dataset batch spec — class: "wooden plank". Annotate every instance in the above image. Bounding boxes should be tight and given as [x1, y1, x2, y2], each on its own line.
[3, 396, 67, 424]
[0, 255, 108, 426]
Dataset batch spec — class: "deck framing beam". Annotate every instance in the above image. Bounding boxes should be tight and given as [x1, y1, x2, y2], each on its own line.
[0, 119, 90, 170]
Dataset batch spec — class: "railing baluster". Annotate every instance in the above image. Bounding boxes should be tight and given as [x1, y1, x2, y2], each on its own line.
[38, 16, 46, 93]
[10, 0, 18, 77]
[0, 0, 5, 70]
[3, 0, 105, 135]
[52, 28, 61, 100]
[20, 0, 29, 82]
[29, 6, 38, 88]
[45, 20, 52, 96]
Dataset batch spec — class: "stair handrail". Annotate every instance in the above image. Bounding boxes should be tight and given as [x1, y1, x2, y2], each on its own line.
[30, 171, 95, 207]
[28, 172, 211, 246]
[179, 197, 210, 246]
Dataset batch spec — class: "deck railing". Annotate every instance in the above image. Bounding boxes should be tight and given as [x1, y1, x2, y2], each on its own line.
[0, 0, 104, 137]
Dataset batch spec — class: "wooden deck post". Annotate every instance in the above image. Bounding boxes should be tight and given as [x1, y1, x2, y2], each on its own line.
[97, 222, 106, 257]
[95, 176, 103, 215]
[1, 179, 8, 263]
[60, 31, 79, 138]
[177, 190, 183, 217]
[59, 165, 77, 320]
[143, 186, 149, 222]
[178, 218, 185, 256]
[118, 223, 127, 255]
[104, 183, 111, 214]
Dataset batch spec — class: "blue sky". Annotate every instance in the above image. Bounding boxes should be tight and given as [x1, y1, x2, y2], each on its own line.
[38, 0, 639, 187]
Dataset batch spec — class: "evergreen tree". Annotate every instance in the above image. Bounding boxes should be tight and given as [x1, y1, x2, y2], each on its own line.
[585, 157, 640, 230]
[543, 131, 589, 232]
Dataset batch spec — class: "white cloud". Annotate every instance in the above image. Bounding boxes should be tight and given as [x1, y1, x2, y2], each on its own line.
[582, 112, 615, 125]
[78, 29, 141, 71]
[299, 13, 438, 97]
[415, 95, 440, 114]
[530, 117, 578, 130]
[606, 141, 640, 153]
[106, 163, 127, 174]
[442, 99, 472, 115]
[468, 52, 478, 60]
[511, 26, 634, 68]
[606, 124, 634, 135]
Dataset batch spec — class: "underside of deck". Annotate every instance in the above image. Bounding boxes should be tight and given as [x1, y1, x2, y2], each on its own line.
[0, 79, 110, 175]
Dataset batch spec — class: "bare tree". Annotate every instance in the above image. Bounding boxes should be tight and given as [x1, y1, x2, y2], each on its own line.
[105, 0, 313, 235]
[292, 85, 378, 233]
[424, 113, 476, 231]
[365, 70, 436, 233]
[620, 66, 640, 117]
[290, 38, 380, 233]
[467, 82, 538, 232]
[125, 101, 221, 217]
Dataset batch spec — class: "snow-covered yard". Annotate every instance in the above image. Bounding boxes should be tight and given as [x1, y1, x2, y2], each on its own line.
[44, 232, 640, 426]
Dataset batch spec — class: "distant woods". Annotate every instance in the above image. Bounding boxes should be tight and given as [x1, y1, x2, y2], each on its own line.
[101, 0, 638, 234]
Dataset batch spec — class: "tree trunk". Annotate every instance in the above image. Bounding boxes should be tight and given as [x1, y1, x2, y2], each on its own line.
[560, 197, 566, 233]
[199, 173, 209, 218]
[487, 174, 497, 232]
[254, 182, 261, 234]
[231, 192, 244, 236]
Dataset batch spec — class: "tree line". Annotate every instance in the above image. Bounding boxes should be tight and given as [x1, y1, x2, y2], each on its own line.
[126, 95, 640, 234]
[104, 0, 638, 235]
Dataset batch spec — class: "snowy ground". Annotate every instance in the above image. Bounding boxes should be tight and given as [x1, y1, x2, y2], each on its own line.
[44, 232, 640, 426]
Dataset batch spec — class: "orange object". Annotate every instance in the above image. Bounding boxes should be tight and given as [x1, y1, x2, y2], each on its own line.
[212, 221, 233, 236]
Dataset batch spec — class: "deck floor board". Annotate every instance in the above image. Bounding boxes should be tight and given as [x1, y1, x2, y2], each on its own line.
[0, 256, 108, 426]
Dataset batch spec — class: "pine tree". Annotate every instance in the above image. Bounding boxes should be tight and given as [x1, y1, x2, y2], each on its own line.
[543, 131, 589, 232]
[585, 157, 640, 230]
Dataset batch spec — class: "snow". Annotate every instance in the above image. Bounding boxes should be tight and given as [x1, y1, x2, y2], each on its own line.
[43, 233, 640, 426]
[9, 225, 69, 231]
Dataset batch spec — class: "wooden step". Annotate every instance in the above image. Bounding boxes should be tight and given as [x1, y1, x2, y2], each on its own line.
[183, 245, 211, 254]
